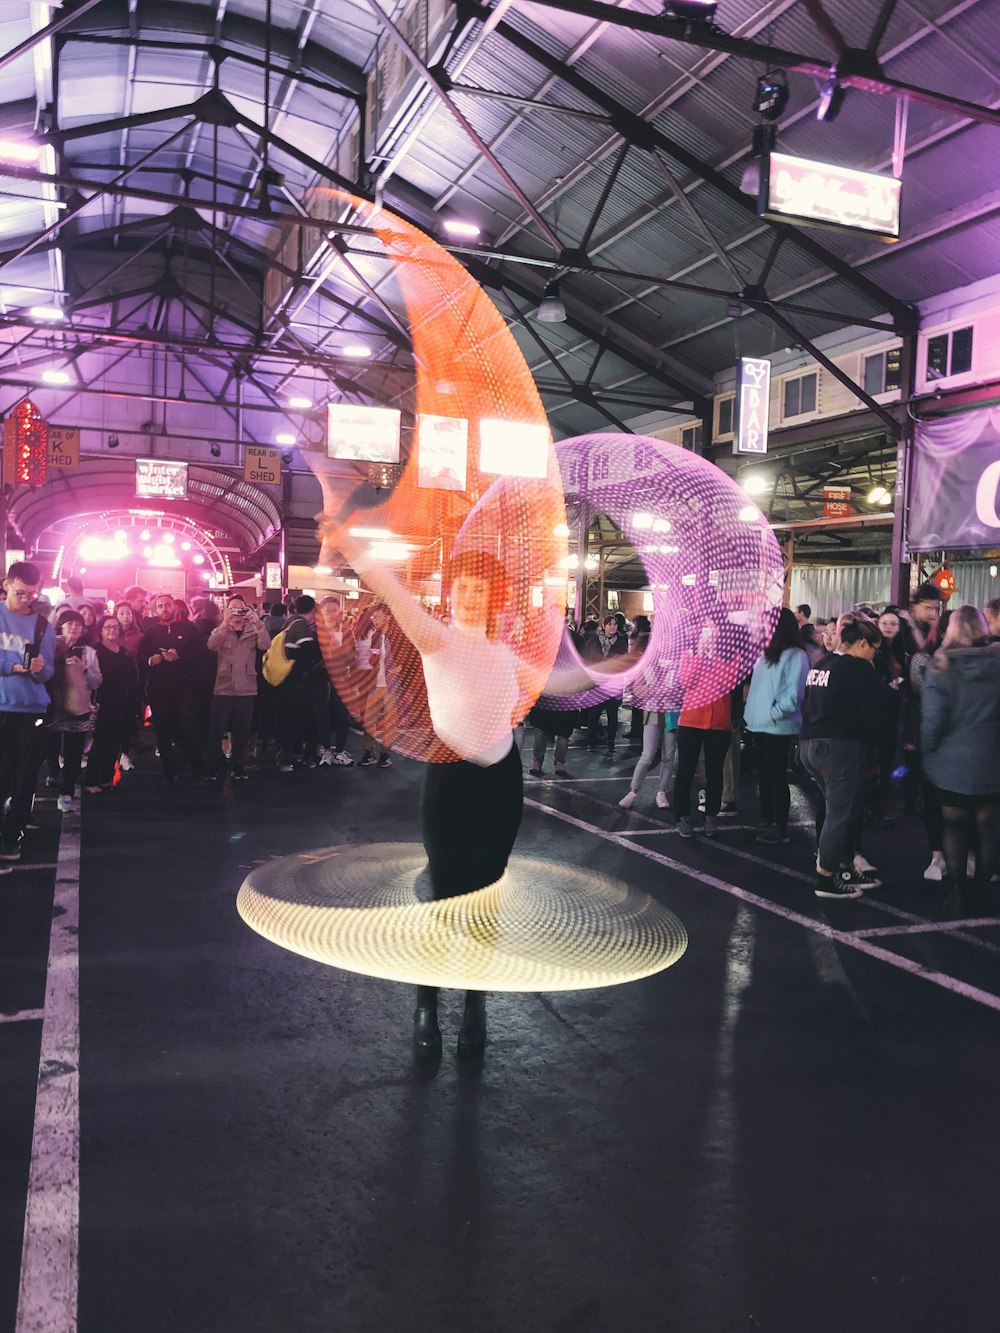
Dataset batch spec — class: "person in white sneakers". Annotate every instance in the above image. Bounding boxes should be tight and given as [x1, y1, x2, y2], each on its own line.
[620, 709, 678, 811]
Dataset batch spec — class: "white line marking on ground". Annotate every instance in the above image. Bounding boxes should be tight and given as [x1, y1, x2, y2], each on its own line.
[16, 811, 80, 1333]
[850, 918, 1000, 939]
[0, 1009, 45, 1025]
[525, 797, 1000, 1014]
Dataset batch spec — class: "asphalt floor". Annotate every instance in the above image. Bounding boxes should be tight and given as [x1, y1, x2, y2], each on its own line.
[3, 732, 1000, 1333]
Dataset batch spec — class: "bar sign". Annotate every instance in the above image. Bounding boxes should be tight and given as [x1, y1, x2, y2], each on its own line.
[733, 357, 771, 456]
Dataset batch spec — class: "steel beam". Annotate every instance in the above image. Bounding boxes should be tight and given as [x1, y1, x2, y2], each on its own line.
[359, 0, 563, 253]
[494, 0, 1000, 128]
[485, 12, 916, 329]
[0, 0, 106, 73]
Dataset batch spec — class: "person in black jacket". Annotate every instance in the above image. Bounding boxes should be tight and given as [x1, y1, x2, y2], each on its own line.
[584, 614, 629, 757]
[86, 615, 139, 790]
[800, 618, 893, 899]
[137, 594, 206, 784]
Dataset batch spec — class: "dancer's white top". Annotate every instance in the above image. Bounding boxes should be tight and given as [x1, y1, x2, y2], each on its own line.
[423, 624, 518, 766]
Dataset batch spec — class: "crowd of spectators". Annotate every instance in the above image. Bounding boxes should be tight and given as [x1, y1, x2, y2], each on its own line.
[2, 561, 998, 914]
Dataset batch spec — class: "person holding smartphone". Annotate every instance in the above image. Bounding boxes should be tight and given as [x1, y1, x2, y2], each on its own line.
[47, 609, 102, 813]
[206, 597, 271, 780]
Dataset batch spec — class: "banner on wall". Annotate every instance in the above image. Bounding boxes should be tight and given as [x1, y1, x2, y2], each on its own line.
[908, 408, 1000, 551]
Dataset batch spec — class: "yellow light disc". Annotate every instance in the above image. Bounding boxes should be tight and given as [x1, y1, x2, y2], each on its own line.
[237, 844, 687, 992]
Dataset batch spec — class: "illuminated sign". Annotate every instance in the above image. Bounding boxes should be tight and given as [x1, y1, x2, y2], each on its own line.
[760, 151, 902, 239]
[732, 357, 771, 457]
[416, 414, 468, 491]
[327, 404, 401, 464]
[135, 458, 188, 500]
[264, 562, 282, 588]
[48, 425, 80, 469]
[823, 485, 852, 518]
[479, 419, 550, 479]
[244, 445, 282, 486]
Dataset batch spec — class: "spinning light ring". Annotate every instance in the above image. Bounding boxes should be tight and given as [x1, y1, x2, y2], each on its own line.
[237, 844, 688, 991]
[540, 433, 785, 712]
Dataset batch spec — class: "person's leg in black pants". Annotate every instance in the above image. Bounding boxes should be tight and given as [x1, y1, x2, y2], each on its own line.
[416, 742, 523, 1057]
[604, 700, 620, 752]
[754, 733, 792, 836]
[672, 726, 705, 819]
[329, 687, 351, 754]
[586, 703, 602, 750]
[0, 713, 47, 851]
[149, 696, 181, 778]
[85, 717, 124, 787]
[701, 728, 732, 819]
[59, 731, 87, 798]
[228, 696, 255, 769]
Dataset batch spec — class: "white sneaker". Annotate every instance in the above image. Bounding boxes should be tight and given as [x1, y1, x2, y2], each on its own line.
[57, 795, 78, 813]
[618, 791, 636, 809]
[318, 748, 334, 766]
[923, 854, 946, 881]
[656, 791, 670, 809]
[333, 751, 354, 766]
[119, 753, 134, 772]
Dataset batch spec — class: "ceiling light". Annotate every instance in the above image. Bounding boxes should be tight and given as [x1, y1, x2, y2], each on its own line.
[210, 443, 221, 458]
[275, 433, 296, 445]
[878, 490, 892, 507]
[41, 368, 70, 385]
[442, 219, 482, 239]
[108, 434, 120, 449]
[29, 304, 64, 321]
[287, 395, 313, 409]
[341, 344, 371, 359]
[663, 0, 717, 23]
[0, 139, 39, 163]
[867, 484, 889, 505]
[816, 73, 846, 123]
[753, 71, 789, 121]
[536, 281, 567, 324]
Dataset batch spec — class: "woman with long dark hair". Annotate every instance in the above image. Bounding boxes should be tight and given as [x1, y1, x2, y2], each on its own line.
[922, 605, 1000, 914]
[743, 607, 808, 844]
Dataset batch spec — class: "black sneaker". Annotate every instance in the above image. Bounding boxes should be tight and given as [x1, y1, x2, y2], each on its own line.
[377, 755, 393, 769]
[359, 751, 377, 767]
[232, 765, 248, 780]
[815, 871, 863, 899]
[0, 840, 22, 862]
[719, 802, 738, 817]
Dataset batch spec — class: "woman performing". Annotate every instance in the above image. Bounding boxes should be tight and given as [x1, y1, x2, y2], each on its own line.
[330, 525, 601, 1060]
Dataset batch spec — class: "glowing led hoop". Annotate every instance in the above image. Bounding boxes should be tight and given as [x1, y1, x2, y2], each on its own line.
[237, 844, 688, 991]
[540, 433, 784, 711]
[303, 191, 568, 761]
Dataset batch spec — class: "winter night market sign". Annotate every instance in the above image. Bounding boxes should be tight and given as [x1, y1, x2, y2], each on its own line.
[2, 400, 48, 486]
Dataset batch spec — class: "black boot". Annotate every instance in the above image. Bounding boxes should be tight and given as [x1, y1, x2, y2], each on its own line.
[457, 990, 487, 1059]
[413, 986, 441, 1059]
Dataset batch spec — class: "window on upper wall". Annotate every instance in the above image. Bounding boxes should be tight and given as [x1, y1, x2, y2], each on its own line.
[783, 370, 818, 420]
[681, 423, 703, 450]
[926, 325, 974, 381]
[863, 346, 902, 396]
[716, 395, 734, 437]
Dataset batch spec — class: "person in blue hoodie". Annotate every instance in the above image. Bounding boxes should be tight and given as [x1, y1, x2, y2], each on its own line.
[0, 561, 57, 863]
[743, 607, 809, 846]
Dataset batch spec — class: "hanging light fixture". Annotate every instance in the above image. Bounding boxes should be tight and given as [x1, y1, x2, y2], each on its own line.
[536, 281, 567, 323]
[816, 72, 847, 122]
[753, 70, 789, 121]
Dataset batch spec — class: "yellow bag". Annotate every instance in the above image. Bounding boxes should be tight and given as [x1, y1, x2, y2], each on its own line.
[262, 629, 293, 686]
